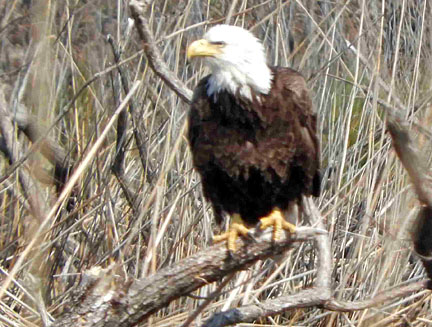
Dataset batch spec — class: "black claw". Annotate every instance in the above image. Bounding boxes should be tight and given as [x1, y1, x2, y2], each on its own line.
[247, 230, 258, 243]
[255, 223, 265, 236]
[256, 220, 263, 229]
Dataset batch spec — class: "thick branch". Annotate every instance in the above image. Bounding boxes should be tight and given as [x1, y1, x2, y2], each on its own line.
[0, 81, 72, 189]
[51, 227, 324, 327]
[303, 197, 332, 291]
[129, 0, 193, 104]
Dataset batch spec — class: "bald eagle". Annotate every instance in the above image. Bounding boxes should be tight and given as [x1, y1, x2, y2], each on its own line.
[187, 25, 320, 251]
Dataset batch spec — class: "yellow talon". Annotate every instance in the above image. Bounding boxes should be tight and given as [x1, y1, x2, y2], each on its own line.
[260, 208, 296, 240]
[213, 214, 250, 252]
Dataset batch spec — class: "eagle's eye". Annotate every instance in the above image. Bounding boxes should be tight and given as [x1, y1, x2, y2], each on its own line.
[210, 41, 226, 46]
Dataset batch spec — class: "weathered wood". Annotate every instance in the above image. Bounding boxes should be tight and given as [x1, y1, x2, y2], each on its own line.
[51, 227, 323, 327]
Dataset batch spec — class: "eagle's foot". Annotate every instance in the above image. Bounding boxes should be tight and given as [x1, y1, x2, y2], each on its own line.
[213, 214, 250, 252]
[260, 208, 296, 241]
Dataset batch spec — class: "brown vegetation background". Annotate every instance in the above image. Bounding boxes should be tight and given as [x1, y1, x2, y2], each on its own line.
[0, 0, 432, 326]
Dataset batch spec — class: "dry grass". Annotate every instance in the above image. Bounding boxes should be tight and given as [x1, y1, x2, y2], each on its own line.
[0, 0, 432, 326]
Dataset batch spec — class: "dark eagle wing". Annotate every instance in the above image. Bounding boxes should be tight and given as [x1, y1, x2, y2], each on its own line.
[188, 69, 320, 223]
[272, 67, 320, 197]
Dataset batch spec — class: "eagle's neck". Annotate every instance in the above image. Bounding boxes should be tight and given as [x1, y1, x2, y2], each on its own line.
[206, 62, 272, 101]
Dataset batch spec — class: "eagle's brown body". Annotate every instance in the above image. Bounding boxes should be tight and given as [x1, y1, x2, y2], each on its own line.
[188, 67, 320, 226]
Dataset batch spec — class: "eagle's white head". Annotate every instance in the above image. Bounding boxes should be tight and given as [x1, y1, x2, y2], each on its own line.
[187, 25, 272, 100]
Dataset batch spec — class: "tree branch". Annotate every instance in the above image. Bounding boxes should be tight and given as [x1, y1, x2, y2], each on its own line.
[303, 197, 332, 291]
[51, 227, 324, 327]
[204, 280, 427, 327]
[129, 0, 193, 104]
[203, 288, 328, 327]
[203, 276, 427, 326]
[122, 3, 430, 326]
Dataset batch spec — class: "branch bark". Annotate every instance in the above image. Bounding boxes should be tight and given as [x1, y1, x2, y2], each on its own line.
[51, 227, 324, 327]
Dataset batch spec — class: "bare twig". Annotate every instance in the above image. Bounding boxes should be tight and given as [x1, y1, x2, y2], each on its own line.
[180, 273, 235, 327]
[129, 0, 193, 104]
[108, 34, 129, 177]
[107, 34, 154, 183]
[107, 35, 145, 215]
[224, 0, 238, 25]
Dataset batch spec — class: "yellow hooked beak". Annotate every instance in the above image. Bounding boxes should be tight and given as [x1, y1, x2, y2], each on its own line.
[187, 39, 223, 59]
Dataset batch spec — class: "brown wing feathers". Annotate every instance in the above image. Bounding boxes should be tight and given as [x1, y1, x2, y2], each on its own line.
[188, 67, 320, 225]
